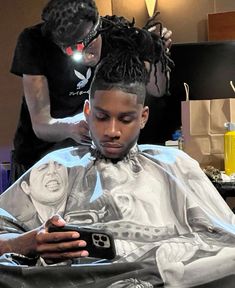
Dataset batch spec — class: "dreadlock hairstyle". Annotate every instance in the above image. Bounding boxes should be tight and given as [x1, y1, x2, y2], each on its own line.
[41, 0, 98, 47]
[100, 13, 174, 95]
[90, 48, 148, 105]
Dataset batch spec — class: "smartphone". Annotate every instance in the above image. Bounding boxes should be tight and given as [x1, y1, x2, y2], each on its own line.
[48, 224, 116, 260]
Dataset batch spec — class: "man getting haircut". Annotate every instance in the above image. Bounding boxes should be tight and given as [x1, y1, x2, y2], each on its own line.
[10, 0, 173, 183]
[1, 46, 235, 288]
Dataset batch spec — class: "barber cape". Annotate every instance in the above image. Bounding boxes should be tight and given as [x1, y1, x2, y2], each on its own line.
[0, 144, 235, 288]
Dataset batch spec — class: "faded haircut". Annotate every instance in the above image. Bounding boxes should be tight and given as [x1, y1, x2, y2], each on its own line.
[90, 49, 148, 105]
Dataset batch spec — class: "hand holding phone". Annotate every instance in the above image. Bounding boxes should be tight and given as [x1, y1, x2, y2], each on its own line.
[48, 224, 116, 260]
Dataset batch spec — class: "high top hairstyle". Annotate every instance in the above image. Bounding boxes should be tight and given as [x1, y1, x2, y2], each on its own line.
[90, 16, 172, 104]
[100, 13, 174, 95]
[90, 48, 149, 105]
[41, 0, 98, 47]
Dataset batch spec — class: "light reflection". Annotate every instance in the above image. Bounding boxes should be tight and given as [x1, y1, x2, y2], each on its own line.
[72, 52, 83, 62]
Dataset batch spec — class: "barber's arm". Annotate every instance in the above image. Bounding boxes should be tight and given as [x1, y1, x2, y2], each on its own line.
[23, 74, 91, 144]
[0, 215, 88, 263]
[148, 26, 172, 50]
[161, 27, 172, 50]
[145, 61, 167, 97]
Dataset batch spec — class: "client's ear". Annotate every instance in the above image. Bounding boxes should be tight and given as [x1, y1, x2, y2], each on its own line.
[140, 106, 149, 129]
[83, 100, 90, 120]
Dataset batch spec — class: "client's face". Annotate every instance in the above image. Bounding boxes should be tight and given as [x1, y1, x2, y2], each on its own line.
[85, 89, 149, 159]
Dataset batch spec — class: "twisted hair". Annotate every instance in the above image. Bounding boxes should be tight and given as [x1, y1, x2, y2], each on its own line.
[41, 0, 98, 47]
[100, 13, 174, 95]
[90, 49, 148, 104]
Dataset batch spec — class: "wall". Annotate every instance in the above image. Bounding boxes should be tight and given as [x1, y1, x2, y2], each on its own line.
[96, 0, 149, 27]
[158, 0, 235, 43]
[95, 0, 112, 16]
[1, 0, 235, 162]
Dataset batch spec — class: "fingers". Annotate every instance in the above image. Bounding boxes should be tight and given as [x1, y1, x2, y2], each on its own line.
[147, 25, 172, 51]
[79, 119, 89, 129]
[38, 238, 89, 261]
[165, 40, 172, 51]
[147, 26, 172, 40]
[38, 236, 87, 251]
[37, 232, 87, 252]
[161, 27, 172, 50]
[36, 224, 89, 261]
[148, 25, 157, 33]
[41, 249, 89, 261]
[37, 228, 80, 243]
[44, 214, 66, 230]
[162, 27, 172, 39]
[75, 120, 92, 144]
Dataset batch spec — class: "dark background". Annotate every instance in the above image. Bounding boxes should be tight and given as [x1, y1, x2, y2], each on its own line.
[139, 41, 235, 145]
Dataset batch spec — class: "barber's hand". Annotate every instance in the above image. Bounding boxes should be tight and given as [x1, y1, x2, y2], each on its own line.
[70, 120, 91, 145]
[35, 215, 88, 263]
[148, 26, 172, 51]
[161, 27, 172, 50]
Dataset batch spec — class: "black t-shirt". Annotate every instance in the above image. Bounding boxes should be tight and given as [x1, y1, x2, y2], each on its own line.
[11, 23, 95, 166]
[11, 20, 170, 167]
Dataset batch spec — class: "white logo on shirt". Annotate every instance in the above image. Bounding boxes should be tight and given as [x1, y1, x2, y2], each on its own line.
[69, 68, 92, 97]
[74, 68, 92, 89]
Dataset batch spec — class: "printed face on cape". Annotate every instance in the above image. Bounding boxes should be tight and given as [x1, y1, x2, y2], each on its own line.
[20, 160, 69, 205]
[84, 89, 149, 159]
